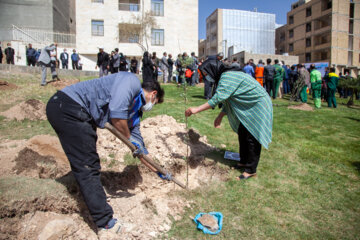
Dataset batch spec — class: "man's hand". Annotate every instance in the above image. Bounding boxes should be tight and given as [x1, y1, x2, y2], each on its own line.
[157, 171, 172, 181]
[95, 65, 98, 70]
[130, 138, 145, 157]
[185, 107, 198, 117]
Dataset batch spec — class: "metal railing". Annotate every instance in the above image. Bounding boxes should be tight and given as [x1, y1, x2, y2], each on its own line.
[11, 25, 76, 47]
[119, 3, 140, 11]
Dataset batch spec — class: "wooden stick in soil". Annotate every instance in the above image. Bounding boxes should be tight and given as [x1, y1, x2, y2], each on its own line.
[104, 122, 187, 189]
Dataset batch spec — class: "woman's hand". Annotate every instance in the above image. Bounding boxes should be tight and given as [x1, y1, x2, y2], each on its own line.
[214, 112, 226, 128]
[185, 107, 198, 117]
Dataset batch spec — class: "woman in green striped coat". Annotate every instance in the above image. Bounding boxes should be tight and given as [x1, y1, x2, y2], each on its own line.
[185, 59, 273, 180]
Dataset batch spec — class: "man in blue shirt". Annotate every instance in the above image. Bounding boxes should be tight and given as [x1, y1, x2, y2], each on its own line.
[71, 49, 79, 70]
[46, 72, 165, 233]
[243, 61, 255, 77]
[26, 43, 37, 66]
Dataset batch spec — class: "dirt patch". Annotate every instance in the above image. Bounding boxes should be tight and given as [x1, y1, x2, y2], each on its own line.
[0, 115, 228, 239]
[0, 80, 17, 91]
[0, 99, 46, 121]
[288, 103, 314, 111]
[50, 78, 80, 90]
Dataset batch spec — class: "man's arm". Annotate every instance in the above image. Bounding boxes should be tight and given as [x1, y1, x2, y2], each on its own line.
[111, 119, 130, 139]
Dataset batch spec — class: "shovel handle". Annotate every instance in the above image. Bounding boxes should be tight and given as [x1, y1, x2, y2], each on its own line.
[104, 122, 187, 189]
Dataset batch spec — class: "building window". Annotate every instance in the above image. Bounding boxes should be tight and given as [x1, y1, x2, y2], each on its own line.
[289, 43, 294, 52]
[289, 16, 294, 24]
[289, 29, 294, 38]
[92, 20, 104, 36]
[151, 0, 164, 16]
[306, 52, 311, 62]
[92, 0, 104, 3]
[306, 23, 312, 32]
[306, 7, 312, 17]
[306, 38, 311, 47]
[119, 0, 140, 11]
[119, 24, 140, 43]
[151, 29, 164, 46]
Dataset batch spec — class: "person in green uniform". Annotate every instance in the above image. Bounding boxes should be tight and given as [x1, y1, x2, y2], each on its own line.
[324, 67, 339, 108]
[273, 59, 284, 99]
[185, 59, 273, 180]
[310, 64, 322, 108]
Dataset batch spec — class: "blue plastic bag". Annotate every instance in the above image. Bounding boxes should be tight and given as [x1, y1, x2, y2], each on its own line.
[193, 212, 223, 235]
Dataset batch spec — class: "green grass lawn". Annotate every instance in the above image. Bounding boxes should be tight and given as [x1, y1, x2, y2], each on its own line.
[0, 73, 359, 239]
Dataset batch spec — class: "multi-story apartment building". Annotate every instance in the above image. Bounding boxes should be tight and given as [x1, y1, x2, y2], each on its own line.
[206, 9, 275, 58]
[276, 0, 360, 76]
[76, 0, 198, 70]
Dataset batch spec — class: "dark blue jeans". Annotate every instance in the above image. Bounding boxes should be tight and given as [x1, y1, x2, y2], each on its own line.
[283, 79, 290, 94]
[46, 91, 113, 228]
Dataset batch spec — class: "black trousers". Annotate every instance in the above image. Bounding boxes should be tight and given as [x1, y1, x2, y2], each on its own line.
[204, 79, 213, 100]
[265, 78, 273, 97]
[238, 122, 262, 174]
[46, 91, 113, 227]
[72, 61, 78, 70]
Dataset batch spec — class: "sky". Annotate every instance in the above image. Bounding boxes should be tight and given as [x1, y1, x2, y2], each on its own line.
[198, 0, 295, 39]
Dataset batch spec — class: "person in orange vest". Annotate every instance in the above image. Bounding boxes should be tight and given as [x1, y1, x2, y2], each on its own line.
[255, 60, 265, 86]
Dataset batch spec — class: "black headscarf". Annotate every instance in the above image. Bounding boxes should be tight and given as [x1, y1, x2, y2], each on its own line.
[199, 59, 242, 102]
[199, 59, 242, 85]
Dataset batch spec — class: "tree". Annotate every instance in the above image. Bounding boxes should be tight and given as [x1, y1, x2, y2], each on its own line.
[338, 75, 360, 106]
[118, 11, 157, 53]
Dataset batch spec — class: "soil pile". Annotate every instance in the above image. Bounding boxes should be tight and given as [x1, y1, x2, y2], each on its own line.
[0, 99, 46, 121]
[50, 78, 80, 90]
[97, 115, 214, 167]
[0, 80, 17, 91]
[288, 103, 314, 111]
[0, 115, 228, 239]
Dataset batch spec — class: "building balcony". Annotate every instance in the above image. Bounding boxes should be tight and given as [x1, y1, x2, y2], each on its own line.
[314, 42, 331, 51]
[119, 2, 140, 12]
[313, 25, 331, 36]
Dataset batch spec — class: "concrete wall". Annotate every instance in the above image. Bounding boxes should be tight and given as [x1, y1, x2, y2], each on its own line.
[0, 63, 98, 78]
[0, 0, 53, 40]
[231, 51, 299, 68]
[52, 0, 76, 34]
[76, 0, 198, 71]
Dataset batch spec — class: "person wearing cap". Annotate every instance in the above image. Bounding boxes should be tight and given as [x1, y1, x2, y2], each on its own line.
[96, 47, 110, 77]
[310, 64, 322, 108]
[185, 59, 273, 180]
[38, 43, 58, 86]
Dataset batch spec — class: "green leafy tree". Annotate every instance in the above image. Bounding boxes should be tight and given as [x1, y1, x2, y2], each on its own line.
[338, 76, 360, 106]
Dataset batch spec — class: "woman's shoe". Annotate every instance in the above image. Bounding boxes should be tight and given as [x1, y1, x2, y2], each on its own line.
[236, 173, 257, 180]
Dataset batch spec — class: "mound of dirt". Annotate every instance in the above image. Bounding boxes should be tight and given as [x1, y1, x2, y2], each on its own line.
[97, 115, 214, 167]
[0, 115, 228, 239]
[0, 99, 46, 121]
[50, 78, 79, 90]
[288, 103, 314, 111]
[0, 80, 17, 91]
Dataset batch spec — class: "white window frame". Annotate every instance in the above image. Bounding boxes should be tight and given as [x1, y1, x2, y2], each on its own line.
[151, 29, 164, 46]
[92, 20, 104, 36]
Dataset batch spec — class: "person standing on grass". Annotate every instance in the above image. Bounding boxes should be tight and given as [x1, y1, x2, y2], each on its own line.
[167, 54, 174, 83]
[273, 59, 284, 99]
[324, 67, 339, 108]
[310, 64, 322, 108]
[292, 64, 308, 103]
[161, 52, 169, 83]
[38, 43, 57, 86]
[96, 47, 110, 77]
[185, 59, 273, 180]
[142, 51, 154, 83]
[255, 59, 265, 87]
[46, 74, 165, 235]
